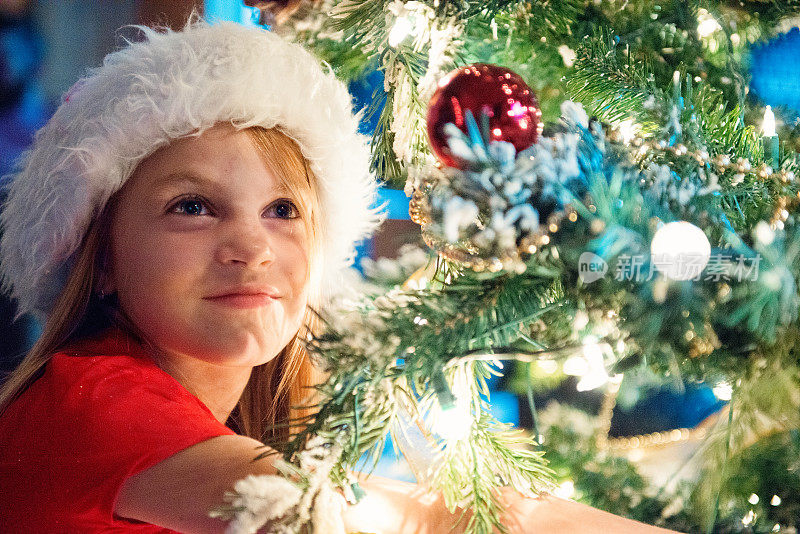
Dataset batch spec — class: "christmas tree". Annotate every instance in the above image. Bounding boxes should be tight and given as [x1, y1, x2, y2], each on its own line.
[218, 2, 800, 533]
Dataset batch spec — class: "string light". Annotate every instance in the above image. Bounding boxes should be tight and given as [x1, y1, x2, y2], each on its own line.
[762, 106, 780, 168]
[536, 359, 558, 374]
[388, 15, 415, 47]
[712, 381, 732, 401]
[429, 369, 473, 442]
[605, 426, 699, 451]
[763, 106, 777, 137]
[562, 338, 615, 392]
[742, 509, 756, 526]
[697, 10, 721, 38]
[430, 396, 472, 442]
[553, 480, 576, 499]
[614, 119, 640, 144]
[598, 379, 707, 451]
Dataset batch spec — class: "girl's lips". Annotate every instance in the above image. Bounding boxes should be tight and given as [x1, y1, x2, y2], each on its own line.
[203, 293, 278, 309]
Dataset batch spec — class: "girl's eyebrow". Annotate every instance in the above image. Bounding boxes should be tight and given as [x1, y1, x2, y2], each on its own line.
[152, 171, 291, 196]
[154, 171, 219, 190]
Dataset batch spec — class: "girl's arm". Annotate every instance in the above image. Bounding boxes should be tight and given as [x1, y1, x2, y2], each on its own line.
[347, 477, 680, 534]
[116, 435, 277, 534]
[117, 434, 449, 534]
[116, 434, 678, 534]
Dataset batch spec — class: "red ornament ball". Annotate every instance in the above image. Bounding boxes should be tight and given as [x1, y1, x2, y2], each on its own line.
[426, 63, 542, 168]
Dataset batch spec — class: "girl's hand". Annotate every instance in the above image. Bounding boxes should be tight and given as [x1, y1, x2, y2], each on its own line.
[342, 476, 461, 534]
[499, 489, 681, 534]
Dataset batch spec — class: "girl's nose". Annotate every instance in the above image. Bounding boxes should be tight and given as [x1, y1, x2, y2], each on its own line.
[216, 218, 275, 268]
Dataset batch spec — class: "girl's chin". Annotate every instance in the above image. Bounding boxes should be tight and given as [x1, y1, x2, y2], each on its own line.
[147, 321, 297, 363]
[184, 334, 286, 365]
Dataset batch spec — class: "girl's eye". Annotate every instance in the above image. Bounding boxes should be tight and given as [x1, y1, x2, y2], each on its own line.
[170, 197, 210, 216]
[266, 199, 299, 220]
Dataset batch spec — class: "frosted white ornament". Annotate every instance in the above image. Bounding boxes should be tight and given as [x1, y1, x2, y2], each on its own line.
[650, 221, 711, 281]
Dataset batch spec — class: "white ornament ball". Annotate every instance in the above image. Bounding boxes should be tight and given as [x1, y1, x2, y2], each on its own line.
[650, 221, 711, 281]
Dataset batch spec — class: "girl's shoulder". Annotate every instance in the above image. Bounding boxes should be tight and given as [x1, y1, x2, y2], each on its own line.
[1, 327, 234, 447]
[48, 328, 169, 389]
[0, 328, 234, 532]
[34, 329, 188, 417]
[38, 328, 223, 428]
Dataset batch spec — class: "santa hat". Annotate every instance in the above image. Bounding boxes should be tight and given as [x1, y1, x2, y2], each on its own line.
[0, 20, 382, 319]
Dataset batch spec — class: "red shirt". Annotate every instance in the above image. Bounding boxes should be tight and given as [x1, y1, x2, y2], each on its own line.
[0, 329, 236, 532]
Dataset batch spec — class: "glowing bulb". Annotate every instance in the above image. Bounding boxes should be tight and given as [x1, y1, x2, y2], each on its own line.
[429, 368, 472, 442]
[742, 509, 756, 526]
[697, 18, 721, 38]
[537, 359, 558, 374]
[563, 340, 612, 391]
[771, 495, 782, 506]
[713, 381, 732, 401]
[432, 400, 472, 442]
[616, 119, 639, 144]
[562, 355, 588, 376]
[576, 343, 610, 391]
[388, 16, 414, 47]
[650, 221, 711, 281]
[763, 106, 777, 137]
[697, 9, 721, 38]
[749, 493, 760, 505]
[553, 480, 575, 499]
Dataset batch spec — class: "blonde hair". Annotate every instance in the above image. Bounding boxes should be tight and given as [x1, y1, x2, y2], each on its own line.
[0, 126, 323, 443]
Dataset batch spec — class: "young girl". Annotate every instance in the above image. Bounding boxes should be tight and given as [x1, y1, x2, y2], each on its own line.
[0, 21, 676, 533]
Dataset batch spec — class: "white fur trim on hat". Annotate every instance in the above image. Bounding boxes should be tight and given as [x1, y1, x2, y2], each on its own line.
[0, 21, 383, 319]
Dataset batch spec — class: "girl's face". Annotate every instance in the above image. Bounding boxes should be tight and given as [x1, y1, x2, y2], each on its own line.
[107, 123, 310, 369]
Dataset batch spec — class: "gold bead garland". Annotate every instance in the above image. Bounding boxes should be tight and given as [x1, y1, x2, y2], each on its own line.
[596, 381, 709, 453]
[408, 174, 579, 272]
[410, 127, 798, 273]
